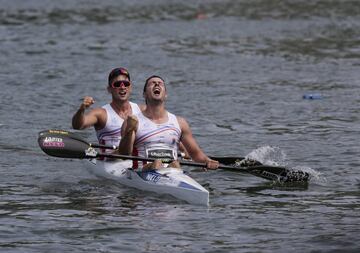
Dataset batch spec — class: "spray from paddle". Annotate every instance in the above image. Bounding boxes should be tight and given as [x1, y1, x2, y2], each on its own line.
[245, 146, 288, 167]
[246, 145, 322, 183]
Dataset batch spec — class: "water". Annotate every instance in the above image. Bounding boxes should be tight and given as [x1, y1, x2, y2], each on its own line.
[1, 0, 360, 252]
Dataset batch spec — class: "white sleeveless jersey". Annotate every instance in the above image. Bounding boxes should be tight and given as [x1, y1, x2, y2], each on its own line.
[96, 102, 141, 151]
[132, 111, 181, 168]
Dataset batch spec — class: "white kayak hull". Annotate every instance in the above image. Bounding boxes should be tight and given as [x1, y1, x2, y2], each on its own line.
[86, 159, 209, 206]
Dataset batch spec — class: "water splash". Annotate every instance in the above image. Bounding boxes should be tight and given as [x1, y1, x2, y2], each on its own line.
[245, 146, 326, 183]
[245, 145, 288, 167]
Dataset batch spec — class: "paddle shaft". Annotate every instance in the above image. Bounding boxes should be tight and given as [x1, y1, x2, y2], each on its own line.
[84, 142, 246, 165]
[86, 152, 278, 173]
[89, 143, 117, 150]
[83, 142, 241, 164]
[86, 152, 223, 169]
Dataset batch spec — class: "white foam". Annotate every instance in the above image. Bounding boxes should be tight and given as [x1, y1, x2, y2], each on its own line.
[245, 145, 288, 167]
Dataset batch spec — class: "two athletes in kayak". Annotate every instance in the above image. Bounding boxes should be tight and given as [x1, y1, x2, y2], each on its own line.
[72, 68, 218, 170]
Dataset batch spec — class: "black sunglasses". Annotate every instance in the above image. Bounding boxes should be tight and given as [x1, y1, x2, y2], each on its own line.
[111, 80, 131, 88]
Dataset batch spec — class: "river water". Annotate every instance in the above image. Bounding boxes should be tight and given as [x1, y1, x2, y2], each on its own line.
[1, 0, 360, 252]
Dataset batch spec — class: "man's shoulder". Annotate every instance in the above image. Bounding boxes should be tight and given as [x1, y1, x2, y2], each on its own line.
[90, 106, 107, 117]
[129, 102, 144, 116]
[130, 102, 145, 111]
[176, 115, 185, 122]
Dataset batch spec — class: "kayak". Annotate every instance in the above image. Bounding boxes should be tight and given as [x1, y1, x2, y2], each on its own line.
[85, 159, 209, 206]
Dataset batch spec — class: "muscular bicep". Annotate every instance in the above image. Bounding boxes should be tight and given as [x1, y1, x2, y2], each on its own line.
[85, 108, 106, 130]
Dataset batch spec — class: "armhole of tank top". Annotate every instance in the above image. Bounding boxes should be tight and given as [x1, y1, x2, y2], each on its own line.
[172, 114, 182, 138]
[168, 112, 177, 125]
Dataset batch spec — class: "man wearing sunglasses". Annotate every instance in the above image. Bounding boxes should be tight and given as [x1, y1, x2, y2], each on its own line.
[72, 67, 143, 151]
[117, 75, 219, 170]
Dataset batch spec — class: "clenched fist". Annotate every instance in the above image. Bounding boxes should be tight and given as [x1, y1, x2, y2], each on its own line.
[125, 115, 138, 133]
[80, 96, 95, 110]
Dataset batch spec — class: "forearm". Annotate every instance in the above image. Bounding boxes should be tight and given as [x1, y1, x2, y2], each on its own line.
[191, 150, 218, 170]
[118, 130, 136, 155]
[72, 107, 86, 129]
[191, 151, 211, 163]
[118, 115, 138, 155]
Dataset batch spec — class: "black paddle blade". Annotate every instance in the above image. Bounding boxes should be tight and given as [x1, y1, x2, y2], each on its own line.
[212, 156, 310, 182]
[246, 166, 310, 183]
[38, 130, 91, 159]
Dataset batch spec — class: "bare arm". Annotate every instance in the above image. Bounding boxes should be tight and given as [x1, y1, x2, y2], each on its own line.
[118, 115, 138, 155]
[178, 117, 219, 169]
[72, 96, 105, 130]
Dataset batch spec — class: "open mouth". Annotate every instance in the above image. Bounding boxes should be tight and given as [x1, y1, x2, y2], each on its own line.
[119, 90, 127, 96]
[153, 87, 161, 95]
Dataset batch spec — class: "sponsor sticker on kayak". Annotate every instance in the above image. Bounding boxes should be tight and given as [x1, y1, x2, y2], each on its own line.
[137, 171, 162, 183]
[145, 172, 161, 183]
[146, 147, 177, 162]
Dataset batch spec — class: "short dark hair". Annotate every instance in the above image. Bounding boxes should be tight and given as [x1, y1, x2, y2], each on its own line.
[143, 75, 165, 92]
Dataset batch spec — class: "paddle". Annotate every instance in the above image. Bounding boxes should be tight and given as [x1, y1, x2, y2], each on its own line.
[209, 156, 246, 165]
[42, 134, 252, 166]
[37, 130, 309, 182]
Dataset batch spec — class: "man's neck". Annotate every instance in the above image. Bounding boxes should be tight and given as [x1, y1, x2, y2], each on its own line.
[143, 103, 167, 123]
[110, 100, 131, 118]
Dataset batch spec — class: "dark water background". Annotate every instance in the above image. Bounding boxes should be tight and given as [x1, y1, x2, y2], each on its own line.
[1, 0, 360, 252]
